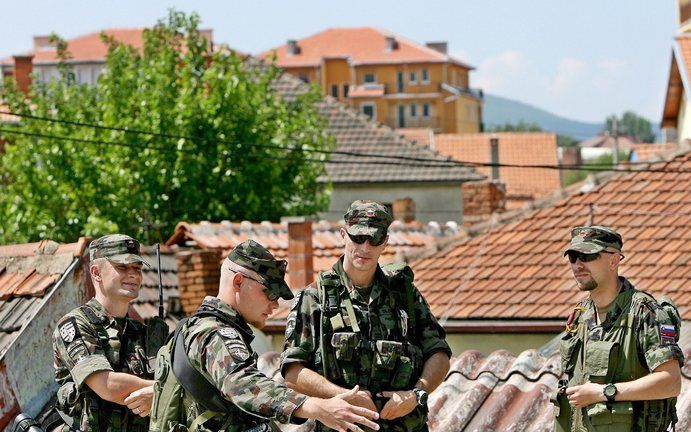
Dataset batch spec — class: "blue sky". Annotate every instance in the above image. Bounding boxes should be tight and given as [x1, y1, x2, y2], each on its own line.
[0, 0, 678, 123]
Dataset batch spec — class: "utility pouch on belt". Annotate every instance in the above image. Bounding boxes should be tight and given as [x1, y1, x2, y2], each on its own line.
[390, 355, 414, 388]
[331, 332, 359, 361]
[56, 382, 80, 416]
[375, 340, 403, 370]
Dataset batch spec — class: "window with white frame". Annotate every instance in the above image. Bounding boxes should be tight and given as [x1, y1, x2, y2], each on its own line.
[410, 103, 417, 117]
[409, 71, 416, 84]
[422, 103, 431, 117]
[421, 68, 429, 84]
[363, 73, 376, 84]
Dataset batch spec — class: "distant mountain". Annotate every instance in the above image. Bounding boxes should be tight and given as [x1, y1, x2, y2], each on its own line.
[483, 94, 603, 140]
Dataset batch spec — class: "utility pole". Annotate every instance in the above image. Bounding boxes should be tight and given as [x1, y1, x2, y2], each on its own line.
[612, 118, 620, 166]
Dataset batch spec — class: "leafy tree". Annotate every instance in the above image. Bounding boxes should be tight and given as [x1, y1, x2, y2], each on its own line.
[604, 111, 655, 143]
[561, 150, 629, 187]
[0, 11, 331, 244]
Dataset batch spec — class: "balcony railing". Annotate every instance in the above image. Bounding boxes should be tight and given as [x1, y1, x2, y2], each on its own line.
[385, 116, 441, 129]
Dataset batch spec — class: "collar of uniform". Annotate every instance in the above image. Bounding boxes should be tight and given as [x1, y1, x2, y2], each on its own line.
[585, 276, 636, 326]
[332, 257, 386, 303]
[85, 298, 120, 324]
[198, 296, 255, 340]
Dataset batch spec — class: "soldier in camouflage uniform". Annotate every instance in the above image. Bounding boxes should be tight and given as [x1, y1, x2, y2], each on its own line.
[149, 240, 380, 432]
[53, 234, 155, 431]
[281, 200, 451, 432]
[555, 226, 684, 432]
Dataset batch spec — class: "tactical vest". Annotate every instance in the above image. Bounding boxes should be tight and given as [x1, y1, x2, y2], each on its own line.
[148, 310, 270, 432]
[316, 263, 427, 432]
[555, 290, 680, 432]
[58, 304, 152, 432]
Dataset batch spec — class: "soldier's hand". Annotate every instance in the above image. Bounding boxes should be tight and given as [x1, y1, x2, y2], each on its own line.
[340, 386, 376, 412]
[379, 390, 417, 420]
[565, 382, 606, 409]
[298, 386, 380, 432]
[124, 385, 154, 417]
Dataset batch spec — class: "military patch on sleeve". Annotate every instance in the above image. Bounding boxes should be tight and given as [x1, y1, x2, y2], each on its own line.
[225, 340, 250, 362]
[66, 340, 89, 362]
[285, 310, 297, 339]
[218, 327, 240, 340]
[660, 324, 677, 344]
[59, 318, 80, 344]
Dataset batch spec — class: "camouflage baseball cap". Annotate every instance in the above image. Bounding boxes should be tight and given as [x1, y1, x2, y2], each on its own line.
[226, 239, 293, 301]
[89, 234, 150, 266]
[563, 226, 623, 255]
[343, 200, 393, 238]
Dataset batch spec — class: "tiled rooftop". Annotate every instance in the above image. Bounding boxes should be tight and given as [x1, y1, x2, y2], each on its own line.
[578, 133, 641, 149]
[272, 73, 483, 184]
[434, 132, 561, 209]
[0, 238, 88, 357]
[261, 344, 691, 432]
[167, 219, 462, 279]
[260, 27, 473, 69]
[412, 150, 691, 321]
[0, 29, 144, 65]
[130, 245, 182, 328]
[630, 143, 681, 162]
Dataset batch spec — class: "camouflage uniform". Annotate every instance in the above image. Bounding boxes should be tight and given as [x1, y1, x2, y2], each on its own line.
[150, 240, 306, 431]
[281, 201, 451, 432]
[555, 227, 684, 432]
[52, 235, 153, 432]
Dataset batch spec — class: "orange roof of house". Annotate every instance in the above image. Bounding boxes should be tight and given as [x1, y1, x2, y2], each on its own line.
[662, 35, 691, 127]
[435, 132, 561, 209]
[397, 128, 434, 146]
[1, 29, 144, 65]
[630, 143, 680, 162]
[260, 27, 473, 69]
[411, 150, 691, 321]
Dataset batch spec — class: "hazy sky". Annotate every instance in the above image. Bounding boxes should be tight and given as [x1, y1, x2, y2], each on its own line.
[0, 1, 678, 123]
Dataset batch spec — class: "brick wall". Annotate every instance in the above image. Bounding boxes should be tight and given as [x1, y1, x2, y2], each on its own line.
[12, 55, 33, 96]
[392, 197, 415, 222]
[286, 217, 314, 289]
[462, 180, 506, 226]
[176, 249, 221, 316]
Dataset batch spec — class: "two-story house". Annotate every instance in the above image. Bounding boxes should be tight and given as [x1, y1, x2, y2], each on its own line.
[260, 27, 483, 134]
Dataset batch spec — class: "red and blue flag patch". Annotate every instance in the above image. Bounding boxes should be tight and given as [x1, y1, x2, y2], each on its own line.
[660, 324, 677, 344]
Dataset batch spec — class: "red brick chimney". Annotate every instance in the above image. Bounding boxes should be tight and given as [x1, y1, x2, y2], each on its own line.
[176, 248, 222, 316]
[392, 197, 415, 222]
[462, 180, 507, 226]
[12, 55, 34, 95]
[284, 217, 314, 289]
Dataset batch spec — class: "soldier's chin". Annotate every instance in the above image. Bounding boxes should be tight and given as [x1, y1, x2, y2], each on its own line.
[249, 319, 266, 329]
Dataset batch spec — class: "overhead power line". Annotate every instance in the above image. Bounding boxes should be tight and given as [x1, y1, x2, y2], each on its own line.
[0, 110, 687, 173]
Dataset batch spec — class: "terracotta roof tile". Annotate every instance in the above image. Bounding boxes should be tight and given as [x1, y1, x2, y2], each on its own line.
[412, 151, 691, 320]
[260, 27, 472, 69]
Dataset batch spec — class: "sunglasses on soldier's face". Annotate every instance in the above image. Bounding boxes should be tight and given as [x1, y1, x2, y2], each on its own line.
[566, 250, 615, 264]
[237, 272, 280, 301]
[347, 232, 387, 247]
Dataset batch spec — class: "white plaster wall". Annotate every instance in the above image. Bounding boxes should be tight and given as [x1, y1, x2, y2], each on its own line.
[3, 264, 86, 418]
[678, 92, 691, 142]
[322, 182, 463, 223]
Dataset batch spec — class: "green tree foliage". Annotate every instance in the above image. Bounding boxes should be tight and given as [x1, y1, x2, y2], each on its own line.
[488, 121, 577, 147]
[561, 150, 629, 187]
[604, 111, 655, 143]
[0, 11, 332, 244]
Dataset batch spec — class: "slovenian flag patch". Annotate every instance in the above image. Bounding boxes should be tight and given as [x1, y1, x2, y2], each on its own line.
[660, 325, 676, 341]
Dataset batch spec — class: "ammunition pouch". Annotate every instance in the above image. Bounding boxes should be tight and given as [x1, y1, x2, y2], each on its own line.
[587, 401, 633, 428]
[331, 332, 358, 361]
[584, 340, 619, 384]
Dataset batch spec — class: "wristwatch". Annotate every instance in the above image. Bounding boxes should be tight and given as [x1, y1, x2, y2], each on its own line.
[412, 387, 428, 406]
[603, 383, 618, 403]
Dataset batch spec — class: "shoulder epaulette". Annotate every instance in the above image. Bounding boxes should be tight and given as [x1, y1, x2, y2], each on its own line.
[78, 305, 107, 325]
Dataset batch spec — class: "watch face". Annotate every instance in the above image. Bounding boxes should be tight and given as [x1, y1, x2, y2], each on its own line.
[604, 384, 616, 397]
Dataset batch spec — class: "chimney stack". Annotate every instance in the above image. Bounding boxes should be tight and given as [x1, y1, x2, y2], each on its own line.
[490, 136, 500, 181]
[392, 198, 415, 222]
[426, 42, 448, 54]
[12, 55, 34, 96]
[284, 217, 314, 289]
[287, 40, 300, 56]
[385, 36, 398, 52]
[176, 249, 222, 316]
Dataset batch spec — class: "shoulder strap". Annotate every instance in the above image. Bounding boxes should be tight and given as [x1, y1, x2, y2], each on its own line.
[78, 305, 105, 325]
[319, 272, 347, 332]
[171, 317, 233, 413]
[383, 263, 417, 337]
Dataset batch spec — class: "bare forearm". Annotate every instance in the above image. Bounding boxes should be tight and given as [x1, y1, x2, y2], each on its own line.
[85, 371, 153, 404]
[414, 351, 450, 392]
[616, 362, 681, 401]
[284, 363, 346, 398]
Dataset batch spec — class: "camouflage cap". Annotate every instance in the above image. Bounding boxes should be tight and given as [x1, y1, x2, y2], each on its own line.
[89, 234, 150, 267]
[564, 225, 623, 255]
[343, 200, 393, 238]
[226, 239, 293, 301]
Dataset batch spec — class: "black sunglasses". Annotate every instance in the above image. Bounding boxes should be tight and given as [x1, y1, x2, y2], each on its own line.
[347, 232, 387, 247]
[566, 250, 615, 264]
[237, 272, 280, 301]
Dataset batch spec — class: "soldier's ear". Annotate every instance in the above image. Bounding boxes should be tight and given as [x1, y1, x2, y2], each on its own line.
[89, 263, 102, 282]
[231, 272, 245, 291]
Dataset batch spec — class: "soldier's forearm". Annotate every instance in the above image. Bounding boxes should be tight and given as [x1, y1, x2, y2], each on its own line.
[415, 351, 450, 392]
[283, 363, 346, 398]
[84, 371, 153, 405]
[615, 360, 681, 401]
